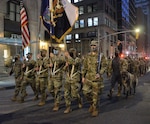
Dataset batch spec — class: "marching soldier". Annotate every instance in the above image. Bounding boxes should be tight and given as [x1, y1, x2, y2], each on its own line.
[82, 40, 107, 117]
[10, 54, 23, 101]
[35, 49, 49, 106]
[18, 53, 37, 103]
[48, 47, 66, 111]
[63, 48, 82, 114]
[107, 50, 128, 98]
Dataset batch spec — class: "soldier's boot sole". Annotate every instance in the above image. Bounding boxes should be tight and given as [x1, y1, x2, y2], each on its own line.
[33, 96, 39, 101]
[91, 110, 98, 117]
[88, 105, 93, 113]
[38, 101, 45, 106]
[11, 97, 17, 102]
[64, 107, 72, 114]
[52, 104, 59, 111]
[78, 98, 83, 109]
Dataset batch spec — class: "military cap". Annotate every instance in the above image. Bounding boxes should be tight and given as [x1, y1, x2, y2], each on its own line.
[15, 54, 20, 58]
[26, 52, 32, 55]
[40, 49, 47, 52]
[90, 40, 98, 46]
[69, 48, 76, 52]
[55, 46, 61, 50]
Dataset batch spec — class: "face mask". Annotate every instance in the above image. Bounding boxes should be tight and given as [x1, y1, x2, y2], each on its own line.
[91, 46, 97, 52]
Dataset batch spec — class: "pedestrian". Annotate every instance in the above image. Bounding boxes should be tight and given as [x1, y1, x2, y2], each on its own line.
[63, 48, 83, 114]
[18, 53, 37, 103]
[10, 54, 23, 101]
[48, 47, 66, 111]
[82, 40, 107, 117]
[35, 49, 49, 106]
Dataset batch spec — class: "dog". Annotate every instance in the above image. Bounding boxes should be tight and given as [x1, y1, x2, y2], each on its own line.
[121, 71, 138, 98]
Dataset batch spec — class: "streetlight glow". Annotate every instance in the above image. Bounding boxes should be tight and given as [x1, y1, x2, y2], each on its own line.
[135, 28, 140, 33]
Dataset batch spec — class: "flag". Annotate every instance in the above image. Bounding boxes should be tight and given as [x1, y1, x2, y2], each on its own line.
[20, 5, 30, 49]
[41, 0, 78, 43]
[41, 0, 52, 33]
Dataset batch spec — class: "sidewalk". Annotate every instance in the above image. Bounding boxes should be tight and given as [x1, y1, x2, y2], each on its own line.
[0, 74, 15, 90]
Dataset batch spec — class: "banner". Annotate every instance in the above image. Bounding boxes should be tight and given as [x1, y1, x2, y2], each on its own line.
[41, 0, 78, 43]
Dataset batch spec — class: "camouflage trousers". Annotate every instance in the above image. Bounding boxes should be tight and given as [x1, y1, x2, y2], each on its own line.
[20, 76, 37, 99]
[14, 75, 22, 97]
[36, 76, 48, 102]
[64, 79, 81, 107]
[82, 80, 102, 108]
[48, 77, 62, 104]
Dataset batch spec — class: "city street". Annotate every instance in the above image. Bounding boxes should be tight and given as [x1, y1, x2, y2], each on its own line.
[0, 72, 150, 124]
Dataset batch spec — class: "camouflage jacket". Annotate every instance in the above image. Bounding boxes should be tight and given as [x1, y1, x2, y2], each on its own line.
[65, 56, 81, 81]
[11, 60, 23, 78]
[35, 57, 49, 78]
[50, 54, 65, 78]
[82, 52, 107, 81]
[23, 59, 36, 78]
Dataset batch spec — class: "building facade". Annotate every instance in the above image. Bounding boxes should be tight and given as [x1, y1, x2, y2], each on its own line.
[117, 0, 137, 56]
[67, 0, 118, 58]
[0, 0, 42, 72]
[135, 0, 150, 56]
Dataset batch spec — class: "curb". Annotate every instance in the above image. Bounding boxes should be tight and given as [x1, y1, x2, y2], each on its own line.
[0, 85, 15, 91]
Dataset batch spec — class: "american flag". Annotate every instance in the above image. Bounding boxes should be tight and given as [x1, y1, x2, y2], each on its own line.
[20, 5, 30, 49]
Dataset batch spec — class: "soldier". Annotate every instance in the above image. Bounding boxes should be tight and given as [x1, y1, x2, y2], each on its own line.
[63, 48, 82, 114]
[35, 50, 49, 106]
[82, 40, 107, 117]
[107, 50, 128, 98]
[10, 54, 23, 101]
[48, 47, 66, 111]
[18, 53, 37, 103]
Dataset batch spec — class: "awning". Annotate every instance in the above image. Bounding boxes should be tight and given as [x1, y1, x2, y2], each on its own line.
[0, 37, 22, 46]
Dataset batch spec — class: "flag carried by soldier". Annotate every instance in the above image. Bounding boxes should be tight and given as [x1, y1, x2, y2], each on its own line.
[20, 1, 30, 49]
[41, 0, 79, 43]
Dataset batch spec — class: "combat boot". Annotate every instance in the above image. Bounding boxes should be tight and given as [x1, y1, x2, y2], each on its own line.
[107, 89, 113, 99]
[11, 96, 17, 101]
[18, 97, 24, 103]
[33, 96, 39, 101]
[88, 105, 93, 113]
[78, 98, 83, 109]
[91, 106, 98, 117]
[117, 86, 121, 97]
[38, 101, 45, 106]
[64, 106, 72, 114]
[53, 103, 59, 111]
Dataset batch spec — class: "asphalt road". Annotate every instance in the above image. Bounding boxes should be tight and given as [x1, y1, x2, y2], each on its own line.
[0, 72, 150, 124]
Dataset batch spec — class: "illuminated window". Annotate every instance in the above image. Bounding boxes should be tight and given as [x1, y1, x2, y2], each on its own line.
[74, 0, 83, 3]
[93, 17, 98, 26]
[75, 21, 79, 28]
[80, 19, 84, 28]
[88, 18, 92, 27]
[79, 6, 84, 15]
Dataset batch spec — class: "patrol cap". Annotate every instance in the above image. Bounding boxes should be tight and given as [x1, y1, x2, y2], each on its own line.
[54, 46, 61, 50]
[90, 40, 98, 46]
[40, 49, 47, 52]
[26, 52, 32, 55]
[15, 54, 20, 58]
[69, 48, 76, 53]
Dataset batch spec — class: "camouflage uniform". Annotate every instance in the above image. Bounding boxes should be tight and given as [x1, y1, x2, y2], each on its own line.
[48, 48, 65, 111]
[19, 53, 36, 103]
[35, 50, 49, 106]
[63, 48, 82, 114]
[10, 55, 23, 101]
[82, 40, 107, 117]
